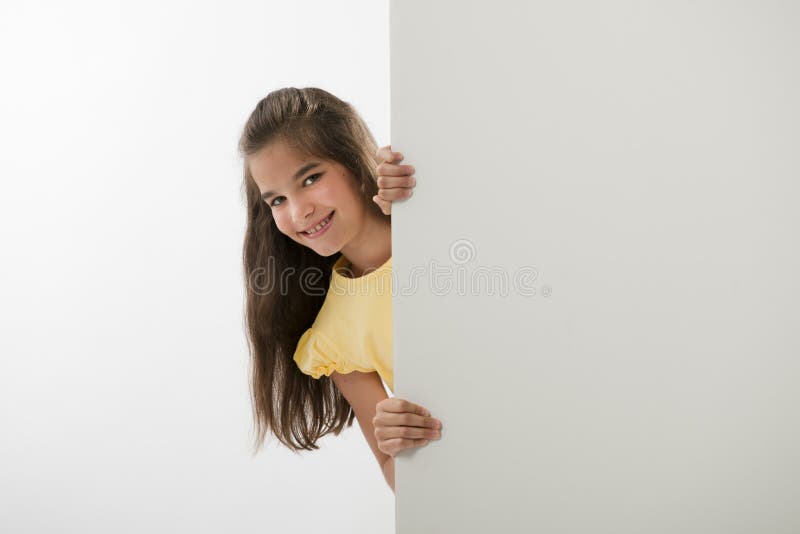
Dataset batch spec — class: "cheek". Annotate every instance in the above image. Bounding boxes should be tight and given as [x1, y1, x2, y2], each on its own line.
[272, 211, 295, 237]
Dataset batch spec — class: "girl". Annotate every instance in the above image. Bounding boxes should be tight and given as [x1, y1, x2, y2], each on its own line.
[238, 87, 443, 492]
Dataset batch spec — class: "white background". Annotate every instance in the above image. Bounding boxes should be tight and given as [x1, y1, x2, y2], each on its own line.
[391, 1, 799, 533]
[0, 2, 395, 533]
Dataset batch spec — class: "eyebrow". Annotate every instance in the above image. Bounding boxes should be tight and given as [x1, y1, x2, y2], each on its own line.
[261, 162, 321, 201]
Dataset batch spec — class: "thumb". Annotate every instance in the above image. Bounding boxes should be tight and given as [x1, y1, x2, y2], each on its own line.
[373, 195, 392, 215]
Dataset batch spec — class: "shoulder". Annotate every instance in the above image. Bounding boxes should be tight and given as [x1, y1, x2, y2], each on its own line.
[293, 328, 355, 378]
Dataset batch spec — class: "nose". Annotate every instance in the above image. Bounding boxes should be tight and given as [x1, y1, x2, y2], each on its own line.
[291, 199, 315, 227]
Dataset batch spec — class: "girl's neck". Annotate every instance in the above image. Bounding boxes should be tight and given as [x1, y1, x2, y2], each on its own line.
[339, 213, 391, 278]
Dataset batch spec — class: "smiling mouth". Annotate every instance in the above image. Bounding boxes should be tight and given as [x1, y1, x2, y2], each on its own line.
[299, 211, 334, 237]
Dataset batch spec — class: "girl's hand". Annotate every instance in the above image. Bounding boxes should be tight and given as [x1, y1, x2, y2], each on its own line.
[374, 145, 417, 215]
[373, 397, 443, 457]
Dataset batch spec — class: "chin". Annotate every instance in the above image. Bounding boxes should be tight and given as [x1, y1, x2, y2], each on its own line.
[297, 239, 339, 257]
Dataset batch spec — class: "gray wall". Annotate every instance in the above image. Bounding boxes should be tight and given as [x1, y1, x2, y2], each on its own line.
[390, 2, 800, 532]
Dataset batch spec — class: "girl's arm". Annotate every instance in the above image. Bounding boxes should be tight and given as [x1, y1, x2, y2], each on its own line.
[331, 370, 393, 487]
[330, 370, 442, 492]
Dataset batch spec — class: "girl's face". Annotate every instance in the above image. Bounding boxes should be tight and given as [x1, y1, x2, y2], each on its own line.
[248, 140, 368, 257]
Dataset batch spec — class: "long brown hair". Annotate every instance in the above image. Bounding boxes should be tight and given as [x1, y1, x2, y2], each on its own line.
[238, 87, 388, 453]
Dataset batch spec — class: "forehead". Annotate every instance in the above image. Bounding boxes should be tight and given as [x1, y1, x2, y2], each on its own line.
[248, 140, 318, 187]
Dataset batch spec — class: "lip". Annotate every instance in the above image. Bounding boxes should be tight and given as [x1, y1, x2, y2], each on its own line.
[299, 211, 334, 239]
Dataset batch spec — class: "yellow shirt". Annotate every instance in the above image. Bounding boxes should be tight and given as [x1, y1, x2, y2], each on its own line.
[292, 255, 394, 392]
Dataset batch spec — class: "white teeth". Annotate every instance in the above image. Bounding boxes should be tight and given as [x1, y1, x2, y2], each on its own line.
[304, 213, 332, 234]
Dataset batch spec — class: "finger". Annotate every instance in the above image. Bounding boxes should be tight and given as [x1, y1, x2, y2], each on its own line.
[381, 437, 430, 455]
[377, 162, 414, 176]
[375, 145, 391, 161]
[375, 422, 440, 441]
[377, 175, 416, 189]
[376, 145, 403, 164]
[378, 397, 431, 417]
[376, 425, 435, 441]
[377, 188, 413, 202]
[376, 145, 403, 163]
[376, 412, 441, 429]
[376, 425, 440, 442]
[373, 195, 392, 215]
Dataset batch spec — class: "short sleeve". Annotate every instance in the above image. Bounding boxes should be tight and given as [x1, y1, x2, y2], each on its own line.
[292, 328, 354, 379]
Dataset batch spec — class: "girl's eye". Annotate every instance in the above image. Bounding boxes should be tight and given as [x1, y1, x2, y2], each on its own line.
[268, 173, 323, 208]
[304, 172, 323, 186]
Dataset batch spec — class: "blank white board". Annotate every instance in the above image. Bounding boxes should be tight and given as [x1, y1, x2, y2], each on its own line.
[390, 1, 799, 532]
